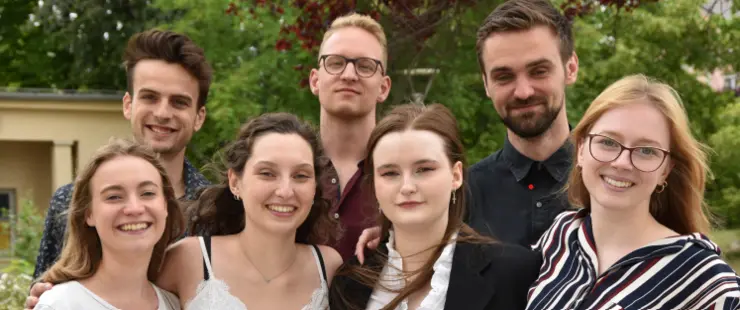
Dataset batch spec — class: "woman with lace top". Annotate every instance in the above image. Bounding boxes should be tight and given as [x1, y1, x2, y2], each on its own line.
[328, 104, 541, 310]
[156, 113, 343, 310]
[34, 138, 183, 310]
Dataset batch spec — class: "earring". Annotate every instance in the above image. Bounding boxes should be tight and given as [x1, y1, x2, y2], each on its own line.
[655, 181, 667, 193]
[451, 191, 456, 204]
[233, 192, 240, 201]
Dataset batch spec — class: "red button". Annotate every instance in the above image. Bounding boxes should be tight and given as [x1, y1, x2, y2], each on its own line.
[528, 184, 534, 190]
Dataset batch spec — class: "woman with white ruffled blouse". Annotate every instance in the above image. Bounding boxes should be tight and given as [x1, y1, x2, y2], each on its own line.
[328, 104, 541, 310]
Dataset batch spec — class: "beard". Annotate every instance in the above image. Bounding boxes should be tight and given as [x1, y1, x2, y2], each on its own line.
[499, 95, 563, 139]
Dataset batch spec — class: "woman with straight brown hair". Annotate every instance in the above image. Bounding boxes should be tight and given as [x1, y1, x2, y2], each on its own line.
[526, 74, 740, 310]
[329, 103, 541, 310]
[34, 138, 183, 309]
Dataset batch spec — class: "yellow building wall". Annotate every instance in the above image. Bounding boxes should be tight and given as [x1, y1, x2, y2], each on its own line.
[0, 141, 53, 250]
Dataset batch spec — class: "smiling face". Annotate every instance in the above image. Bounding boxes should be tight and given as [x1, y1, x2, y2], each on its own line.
[372, 129, 463, 231]
[123, 59, 206, 156]
[310, 27, 391, 120]
[480, 25, 578, 138]
[578, 100, 672, 213]
[85, 155, 168, 255]
[228, 133, 316, 235]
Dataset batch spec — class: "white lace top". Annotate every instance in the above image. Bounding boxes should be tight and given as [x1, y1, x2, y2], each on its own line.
[184, 236, 329, 310]
[365, 230, 457, 310]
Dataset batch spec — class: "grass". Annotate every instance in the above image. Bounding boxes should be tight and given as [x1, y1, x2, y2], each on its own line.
[710, 228, 740, 272]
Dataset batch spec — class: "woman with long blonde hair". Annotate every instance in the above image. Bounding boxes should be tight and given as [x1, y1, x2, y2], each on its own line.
[526, 74, 740, 309]
[34, 138, 183, 309]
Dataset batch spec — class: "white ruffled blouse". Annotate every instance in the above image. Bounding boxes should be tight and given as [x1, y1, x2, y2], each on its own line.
[365, 230, 457, 310]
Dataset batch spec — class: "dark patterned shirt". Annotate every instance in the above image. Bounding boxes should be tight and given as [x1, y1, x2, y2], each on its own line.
[32, 159, 210, 279]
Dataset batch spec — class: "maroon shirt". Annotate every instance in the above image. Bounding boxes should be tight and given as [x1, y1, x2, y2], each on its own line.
[320, 158, 378, 260]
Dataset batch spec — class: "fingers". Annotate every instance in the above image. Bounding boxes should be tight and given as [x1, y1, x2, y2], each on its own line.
[25, 296, 38, 310]
[30, 282, 52, 298]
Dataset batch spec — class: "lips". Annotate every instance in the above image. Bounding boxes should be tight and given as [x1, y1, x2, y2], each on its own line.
[398, 201, 423, 208]
[146, 125, 177, 134]
[336, 88, 360, 94]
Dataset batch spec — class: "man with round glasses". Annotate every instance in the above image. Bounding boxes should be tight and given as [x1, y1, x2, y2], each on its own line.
[309, 13, 392, 260]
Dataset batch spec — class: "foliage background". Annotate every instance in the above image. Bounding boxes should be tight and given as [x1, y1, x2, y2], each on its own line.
[0, 0, 738, 307]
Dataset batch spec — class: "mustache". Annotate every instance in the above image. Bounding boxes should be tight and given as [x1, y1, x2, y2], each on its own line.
[508, 96, 548, 107]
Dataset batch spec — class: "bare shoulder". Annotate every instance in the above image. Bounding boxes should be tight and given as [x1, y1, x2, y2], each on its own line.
[156, 236, 205, 294]
[315, 245, 343, 285]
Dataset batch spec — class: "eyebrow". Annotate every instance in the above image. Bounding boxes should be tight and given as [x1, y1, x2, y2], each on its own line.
[376, 159, 440, 170]
[139, 88, 193, 103]
[489, 58, 554, 76]
[596, 131, 664, 147]
[254, 161, 313, 169]
[100, 181, 159, 194]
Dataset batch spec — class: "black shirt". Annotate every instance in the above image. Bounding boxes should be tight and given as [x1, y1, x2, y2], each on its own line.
[465, 135, 574, 247]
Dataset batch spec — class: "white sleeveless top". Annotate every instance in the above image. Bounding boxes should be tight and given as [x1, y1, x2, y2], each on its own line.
[34, 280, 179, 310]
[184, 236, 329, 310]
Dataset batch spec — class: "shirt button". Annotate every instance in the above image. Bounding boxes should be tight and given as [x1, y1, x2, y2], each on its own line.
[331, 178, 337, 184]
[333, 213, 339, 219]
[536, 201, 543, 208]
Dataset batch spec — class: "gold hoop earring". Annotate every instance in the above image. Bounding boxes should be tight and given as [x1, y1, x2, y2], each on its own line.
[655, 181, 667, 193]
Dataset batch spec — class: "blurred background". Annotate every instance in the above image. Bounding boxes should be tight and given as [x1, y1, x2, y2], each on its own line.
[0, 0, 738, 304]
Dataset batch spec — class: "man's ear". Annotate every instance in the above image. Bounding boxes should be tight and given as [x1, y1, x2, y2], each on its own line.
[377, 75, 392, 103]
[194, 106, 206, 132]
[565, 52, 579, 85]
[309, 69, 320, 96]
[123, 92, 133, 120]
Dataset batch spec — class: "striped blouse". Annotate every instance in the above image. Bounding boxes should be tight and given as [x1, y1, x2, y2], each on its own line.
[526, 210, 740, 310]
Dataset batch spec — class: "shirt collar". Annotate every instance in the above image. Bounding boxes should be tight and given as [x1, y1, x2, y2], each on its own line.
[501, 129, 574, 183]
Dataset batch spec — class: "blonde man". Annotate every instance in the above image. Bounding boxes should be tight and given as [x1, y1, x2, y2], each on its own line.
[309, 13, 392, 260]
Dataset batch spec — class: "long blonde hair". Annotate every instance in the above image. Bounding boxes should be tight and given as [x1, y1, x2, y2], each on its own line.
[40, 138, 184, 284]
[566, 74, 712, 234]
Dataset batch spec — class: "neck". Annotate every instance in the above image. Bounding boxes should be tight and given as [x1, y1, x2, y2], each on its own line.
[81, 249, 153, 300]
[392, 217, 448, 274]
[158, 149, 186, 198]
[320, 110, 374, 163]
[589, 201, 662, 250]
[507, 107, 570, 162]
[239, 219, 298, 281]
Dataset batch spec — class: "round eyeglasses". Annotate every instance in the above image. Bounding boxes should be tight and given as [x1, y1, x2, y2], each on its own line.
[587, 133, 670, 172]
[319, 54, 385, 78]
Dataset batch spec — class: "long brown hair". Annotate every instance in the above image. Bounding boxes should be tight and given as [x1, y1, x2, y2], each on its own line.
[186, 112, 339, 245]
[566, 74, 712, 234]
[336, 103, 494, 310]
[40, 138, 185, 284]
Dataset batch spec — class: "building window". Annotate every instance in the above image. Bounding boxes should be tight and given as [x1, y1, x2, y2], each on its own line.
[0, 189, 15, 257]
[0, 189, 14, 220]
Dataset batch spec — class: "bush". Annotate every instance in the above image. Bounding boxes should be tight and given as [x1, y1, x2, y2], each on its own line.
[0, 198, 45, 309]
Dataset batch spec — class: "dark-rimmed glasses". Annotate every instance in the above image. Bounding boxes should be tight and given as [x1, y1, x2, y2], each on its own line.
[319, 54, 385, 78]
[587, 133, 670, 172]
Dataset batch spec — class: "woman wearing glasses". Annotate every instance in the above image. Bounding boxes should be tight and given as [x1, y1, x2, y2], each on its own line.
[526, 74, 740, 310]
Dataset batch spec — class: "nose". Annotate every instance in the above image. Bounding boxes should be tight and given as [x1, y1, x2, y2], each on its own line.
[611, 149, 634, 170]
[399, 174, 418, 196]
[152, 100, 172, 121]
[513, 77, 535, 100]
[340, 62, 359, 81]
[274, 178, 296, 199]
[122, 195, 146, 215]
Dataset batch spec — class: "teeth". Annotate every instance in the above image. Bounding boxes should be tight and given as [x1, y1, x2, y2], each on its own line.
[150, 126, 173, 133]
[603, 176, 633, 188]
[119, 223, 149, 231]
[267, 205, 296, 213]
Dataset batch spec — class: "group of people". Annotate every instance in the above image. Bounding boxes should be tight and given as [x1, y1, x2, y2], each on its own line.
[22, 0, 740, 309]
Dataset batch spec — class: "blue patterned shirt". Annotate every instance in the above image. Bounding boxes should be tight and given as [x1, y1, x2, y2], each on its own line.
[32, 159, 210, 279]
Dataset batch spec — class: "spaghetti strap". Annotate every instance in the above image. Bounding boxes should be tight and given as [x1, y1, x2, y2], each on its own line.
[198, 236, 214, 281]
[309, 244, 328, 284]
